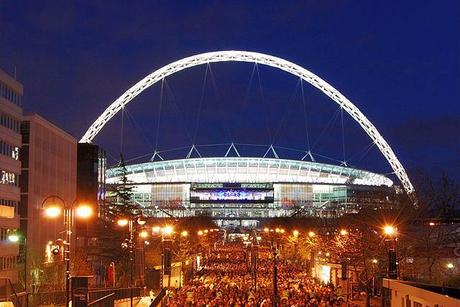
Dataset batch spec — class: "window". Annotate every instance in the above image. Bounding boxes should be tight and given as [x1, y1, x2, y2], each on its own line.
[0, 81, 21, 106]
[0, 256, 17, 270]
[0, 112, 21, 133]
[0, 139, 19, 160]
[0, 170, 19, 186]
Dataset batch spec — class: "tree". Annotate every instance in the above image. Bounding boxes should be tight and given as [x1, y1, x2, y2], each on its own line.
[107, 154, 140, 218]
[404, 172, 460, 284]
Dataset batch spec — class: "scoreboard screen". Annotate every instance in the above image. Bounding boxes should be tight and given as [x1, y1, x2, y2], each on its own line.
[190, 183, 274, 203]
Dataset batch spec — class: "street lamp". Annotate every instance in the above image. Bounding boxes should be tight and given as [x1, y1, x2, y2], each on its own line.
[383, 225, 396, 237]
[117, 218, 129, 227]
[264, 227, 285, 307]
[7, 230, 28, 306]
[139, 230, 149, 239]
[117, 216, 147, 307]
[42, 195, 93, 307]
[383, 224, 398, 279]
[162, 225, 174, 236]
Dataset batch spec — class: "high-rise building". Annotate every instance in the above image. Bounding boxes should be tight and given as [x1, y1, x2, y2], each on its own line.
[0, 68, 22, 285]
[76, 143, 108, 286]
[20, 114, 77, 270]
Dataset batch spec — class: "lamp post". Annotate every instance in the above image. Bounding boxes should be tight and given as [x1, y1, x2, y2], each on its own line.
[383, 225, 397, 279]
[42, 195, 93, 307]
[117, 216, 147, 307]
[179, 230, 188, 288]
[7, 230, 28, 306]
[264, 227, 285, 307]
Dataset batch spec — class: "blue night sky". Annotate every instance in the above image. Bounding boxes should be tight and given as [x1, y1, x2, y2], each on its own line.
[1, 1, 459, 185]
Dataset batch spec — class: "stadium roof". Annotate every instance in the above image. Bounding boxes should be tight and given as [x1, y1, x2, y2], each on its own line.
[107, 157, 393, 187]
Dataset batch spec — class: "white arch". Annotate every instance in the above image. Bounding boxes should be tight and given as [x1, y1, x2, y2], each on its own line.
[80, 50, 415, 195]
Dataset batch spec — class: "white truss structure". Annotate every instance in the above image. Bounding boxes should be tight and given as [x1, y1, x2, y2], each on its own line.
[80, 50, 415, 194]
[106, 157, 394, 187]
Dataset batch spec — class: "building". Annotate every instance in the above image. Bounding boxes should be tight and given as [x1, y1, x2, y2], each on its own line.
[106, 156, 400, 227]
[76, 143, 106, 219]
[20, 114, 77, 267]
[0, 68, 22, 285]
[76, 143, 107, 286]
[382, 279, 460, 307]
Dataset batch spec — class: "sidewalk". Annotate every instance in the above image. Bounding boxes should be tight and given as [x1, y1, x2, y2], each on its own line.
[136, 297, 153, 306]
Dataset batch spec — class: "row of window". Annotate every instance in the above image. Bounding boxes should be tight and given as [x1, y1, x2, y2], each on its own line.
[0, 139, 19, 160]
[0, 256, 17, 271]
[0, 170, 18, 186]
[0, 112, 21, 133]
[0, 199, 18, 208]
[0, 81, 21, 106]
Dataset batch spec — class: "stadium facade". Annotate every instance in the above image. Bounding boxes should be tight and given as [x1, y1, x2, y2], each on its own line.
[106, 156, 401, 227]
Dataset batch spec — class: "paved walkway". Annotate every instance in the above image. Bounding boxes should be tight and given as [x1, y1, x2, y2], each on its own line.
[135, 297, 152, 306]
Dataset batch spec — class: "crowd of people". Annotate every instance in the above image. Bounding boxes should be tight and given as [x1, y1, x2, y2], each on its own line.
[166, 241, 346, 306]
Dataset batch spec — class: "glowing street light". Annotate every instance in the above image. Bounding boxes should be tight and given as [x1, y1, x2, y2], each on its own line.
[383, 225, 396, 237]
[181, 230, 189, 238]
[308, 231, 316, 238]
[139, 230, 149, 239]
[372, 259, 378, 264]
[162, 225, 174, 236]
[117, 219, 129, 227]
[44, 205, 62, 218]
[197, 230, 204, 236]
[75, 204, 93, 219]
[340, 229, 348, 236]
[293, 230, 299, 238]
[447, 263, 454, 269]
[7, 233, 20, 243]
[264, 227, 269, 233]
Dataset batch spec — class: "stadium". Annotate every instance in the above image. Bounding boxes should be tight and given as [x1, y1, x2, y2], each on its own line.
[105, 154, 400, 227]
[81, 51, 414, 227]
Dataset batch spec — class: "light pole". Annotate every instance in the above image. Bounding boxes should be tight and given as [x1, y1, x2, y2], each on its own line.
[42, 195, 93, 307]
[117, 216, 147, 307]
[178, 230, 188, 288]
[264, 227, 285, 307]
[7, 230, 28, 306]
[383, 225, 397, 279]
